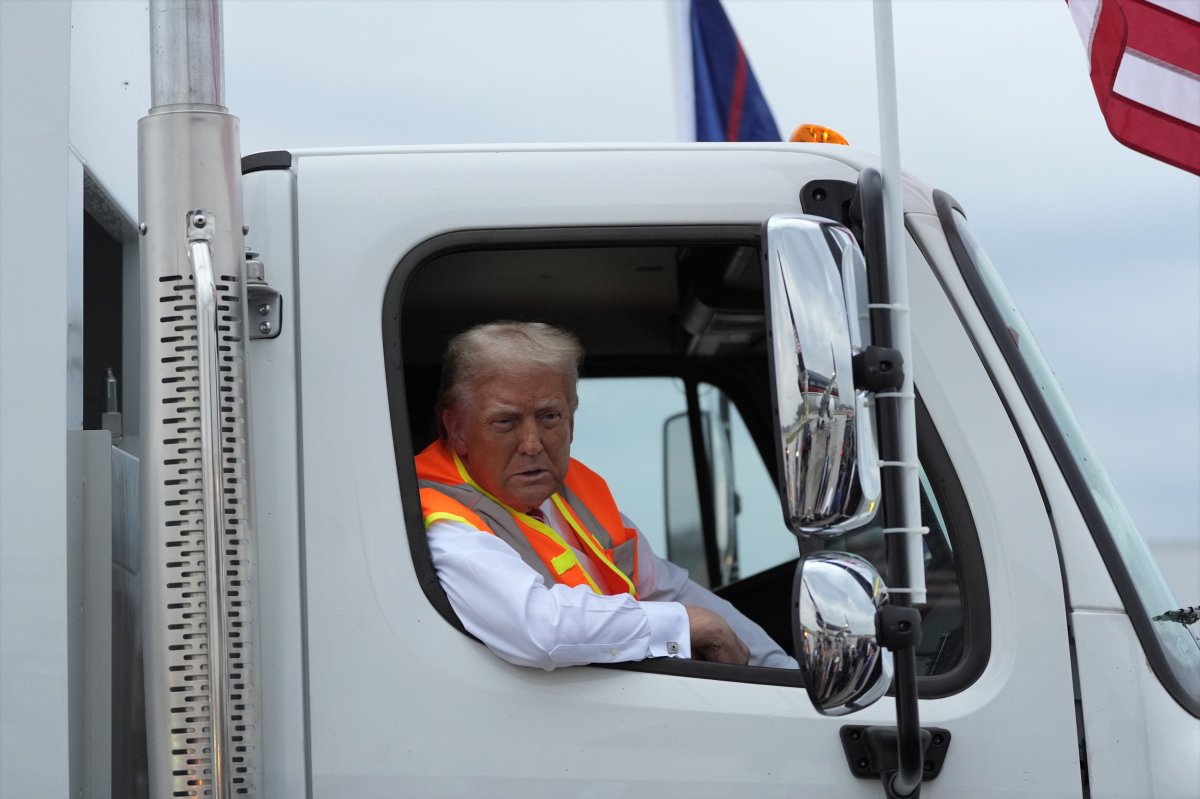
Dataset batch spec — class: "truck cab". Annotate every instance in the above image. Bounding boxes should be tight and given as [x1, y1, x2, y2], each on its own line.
[184, 142, 1197, 796]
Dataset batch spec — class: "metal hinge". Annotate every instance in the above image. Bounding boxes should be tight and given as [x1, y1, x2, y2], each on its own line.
[245, 249, 282, 339]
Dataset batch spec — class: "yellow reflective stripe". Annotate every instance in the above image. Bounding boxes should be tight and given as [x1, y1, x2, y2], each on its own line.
[551, 494, 637, 598]
[449, 451, 602, 595]
[424, 511, 477, 530]
[521, 514, 601, 593]
[550, 551, 576, 575]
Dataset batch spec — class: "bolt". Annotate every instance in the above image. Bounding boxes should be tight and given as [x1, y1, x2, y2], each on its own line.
[848, 730, 861, 742]
[933, 734, 945, 746]
[243, 225, 250, 235]
[259, 321, 272, 335]
[139, 223, 148, 236]
[856, 758, 869, 770]
[924, 761, 935, 773]
[193, 214, 207, 229]
[257, 304, 271, 316]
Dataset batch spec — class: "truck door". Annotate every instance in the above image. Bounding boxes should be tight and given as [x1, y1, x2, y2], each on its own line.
[275, 148, 1086, 796]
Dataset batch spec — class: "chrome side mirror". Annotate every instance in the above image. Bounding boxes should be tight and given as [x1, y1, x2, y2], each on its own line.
[763, 215, 880, 535]
[793, 551, 893, 716]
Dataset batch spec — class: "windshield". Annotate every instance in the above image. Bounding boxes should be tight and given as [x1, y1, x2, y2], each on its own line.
[938, 198, 1200, 713]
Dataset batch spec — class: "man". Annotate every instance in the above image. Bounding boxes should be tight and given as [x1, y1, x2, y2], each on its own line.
[416, 321, 797, 670]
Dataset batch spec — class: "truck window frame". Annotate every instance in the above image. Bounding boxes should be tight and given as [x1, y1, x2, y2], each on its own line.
[382, 224, 989, 694]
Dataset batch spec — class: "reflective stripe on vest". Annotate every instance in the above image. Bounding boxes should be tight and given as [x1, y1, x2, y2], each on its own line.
[415, 441, 638, 597]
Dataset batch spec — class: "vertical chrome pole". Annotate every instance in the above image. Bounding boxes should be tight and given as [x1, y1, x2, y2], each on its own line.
[139, 2, 260, 796]
[668, 0, 697, 142]
[872, 0, 925, 607]
[149, 0, 225, 110]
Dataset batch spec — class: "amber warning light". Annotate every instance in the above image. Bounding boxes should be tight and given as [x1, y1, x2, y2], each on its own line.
[790, 124, 850, 146]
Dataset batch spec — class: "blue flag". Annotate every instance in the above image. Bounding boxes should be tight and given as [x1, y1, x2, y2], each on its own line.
[690, 0, 780, 142]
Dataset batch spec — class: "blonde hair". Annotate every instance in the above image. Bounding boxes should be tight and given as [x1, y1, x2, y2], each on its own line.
[435, 321, 583, 437]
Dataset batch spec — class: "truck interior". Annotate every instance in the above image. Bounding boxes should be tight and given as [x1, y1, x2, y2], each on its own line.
[385, 225, 986, 690]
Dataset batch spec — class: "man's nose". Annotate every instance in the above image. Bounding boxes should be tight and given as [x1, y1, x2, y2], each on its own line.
[517, 419, 543, 455]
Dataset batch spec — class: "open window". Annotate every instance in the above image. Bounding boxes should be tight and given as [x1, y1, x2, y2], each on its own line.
[383, 226, 988, 691]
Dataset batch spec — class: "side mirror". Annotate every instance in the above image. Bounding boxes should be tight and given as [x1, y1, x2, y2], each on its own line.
[664, 407, 737, 588]
[793, 551, 893, 715]
[763, 215, 880, 536]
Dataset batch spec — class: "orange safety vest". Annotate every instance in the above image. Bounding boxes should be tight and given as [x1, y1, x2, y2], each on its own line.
[415, 440, 640, 597]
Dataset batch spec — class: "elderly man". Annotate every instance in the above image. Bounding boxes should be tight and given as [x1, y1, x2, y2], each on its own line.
[415, 321, 797, 670]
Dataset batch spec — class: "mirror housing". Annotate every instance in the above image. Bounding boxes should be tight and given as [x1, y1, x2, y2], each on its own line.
[763, 214, 880, 536]
[663, 409, 737, 587]
[793, 551, 893, 716]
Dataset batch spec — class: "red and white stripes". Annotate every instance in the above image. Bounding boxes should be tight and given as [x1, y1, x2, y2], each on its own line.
[1068, 0, 1200, 174]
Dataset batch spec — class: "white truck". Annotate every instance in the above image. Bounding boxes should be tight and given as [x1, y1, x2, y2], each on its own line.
[1, 2, 1197, 798]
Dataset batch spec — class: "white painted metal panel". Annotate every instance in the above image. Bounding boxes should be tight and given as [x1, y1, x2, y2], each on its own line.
[68, 0, 149, 215]
[289, 146, 1083, 796]
[1073, 611, 1200, 798]
[905, 232, 1083, 797]
[907, 211, 1125, 614]
[67, 430, 114, 799]
[0, 1, 72, 794]
[243, 165, 310, 797]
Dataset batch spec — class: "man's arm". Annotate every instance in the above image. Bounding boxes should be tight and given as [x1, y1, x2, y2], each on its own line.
[629, 517, 800, 669]
[428, 519, 693, 670]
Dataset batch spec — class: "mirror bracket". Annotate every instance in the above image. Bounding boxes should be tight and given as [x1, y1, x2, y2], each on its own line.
[840, 725, 952, 788]
[876, 605, 922, 651]
[853, 345, 905, 392]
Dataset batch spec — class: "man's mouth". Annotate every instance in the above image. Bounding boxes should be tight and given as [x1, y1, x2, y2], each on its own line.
[512, 468, 548, 481]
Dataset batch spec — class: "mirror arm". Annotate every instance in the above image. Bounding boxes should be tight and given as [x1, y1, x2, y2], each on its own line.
[859, 166, 926, 799]
[840, 725, 952, 788]
[875, 605, 924, 798]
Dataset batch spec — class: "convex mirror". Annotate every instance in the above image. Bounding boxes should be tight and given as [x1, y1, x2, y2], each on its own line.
[794, 551, 893, 715]
[762, 214, 880, 535]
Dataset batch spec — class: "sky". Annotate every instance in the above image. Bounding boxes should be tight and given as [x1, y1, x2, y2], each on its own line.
[215, 0, 1198, 550]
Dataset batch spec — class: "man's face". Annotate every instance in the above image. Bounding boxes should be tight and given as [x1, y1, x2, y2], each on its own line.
[442, 369, 574, 511]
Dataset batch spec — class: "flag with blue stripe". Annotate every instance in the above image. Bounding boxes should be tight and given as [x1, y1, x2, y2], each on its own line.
[690, 0, 780, 142]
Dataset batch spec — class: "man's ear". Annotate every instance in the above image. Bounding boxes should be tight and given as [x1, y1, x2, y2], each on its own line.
[442, 409, 468, 456]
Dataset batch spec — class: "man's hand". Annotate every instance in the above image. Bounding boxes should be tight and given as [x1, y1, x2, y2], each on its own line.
[685, 606, 750, 665]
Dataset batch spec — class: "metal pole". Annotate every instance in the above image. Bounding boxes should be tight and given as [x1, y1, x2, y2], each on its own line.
[871, 0, 925, 607]
[669, 0, 697, 141]
[140, 2, 259, 797]
[149, 0, 225, 111]
[873, 2, 925, 796]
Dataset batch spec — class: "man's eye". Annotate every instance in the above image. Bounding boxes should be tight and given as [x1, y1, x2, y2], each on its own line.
[540, 411, 561, 423]
[491, 418, 514, 430]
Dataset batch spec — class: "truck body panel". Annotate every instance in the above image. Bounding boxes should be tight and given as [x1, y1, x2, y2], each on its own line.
[233, 145, 1112, 796]
[3, 3, 1197, 794]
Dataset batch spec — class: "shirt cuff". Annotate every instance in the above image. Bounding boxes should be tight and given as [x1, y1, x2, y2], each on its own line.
[640, 600, 691, 659]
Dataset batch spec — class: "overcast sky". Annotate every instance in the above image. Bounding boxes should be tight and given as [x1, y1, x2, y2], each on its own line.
[214, 0, 1199, 545]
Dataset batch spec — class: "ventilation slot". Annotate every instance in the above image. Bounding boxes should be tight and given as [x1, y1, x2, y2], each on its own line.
[151, 273, 257, 797]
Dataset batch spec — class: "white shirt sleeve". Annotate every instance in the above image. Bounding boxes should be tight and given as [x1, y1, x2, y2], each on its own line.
[628, 515, 799, 670]
[428, 519, 692, 671]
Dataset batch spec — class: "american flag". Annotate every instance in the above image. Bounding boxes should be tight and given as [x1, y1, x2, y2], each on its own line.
[688, 0, 780, 142]
[1068, 0, 1200, 175]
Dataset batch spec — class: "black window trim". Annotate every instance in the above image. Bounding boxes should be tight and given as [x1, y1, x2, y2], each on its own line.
[382, 223, 990, 694]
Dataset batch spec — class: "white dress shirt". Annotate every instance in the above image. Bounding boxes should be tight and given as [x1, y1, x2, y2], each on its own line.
[427, 502, 798, 671]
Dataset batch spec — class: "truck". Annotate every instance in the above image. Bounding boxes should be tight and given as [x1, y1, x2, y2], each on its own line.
[1, 1, 1196, 798]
